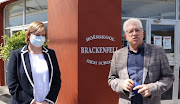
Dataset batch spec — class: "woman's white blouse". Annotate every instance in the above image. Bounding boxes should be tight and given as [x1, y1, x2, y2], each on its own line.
[29, 52, 50, 102]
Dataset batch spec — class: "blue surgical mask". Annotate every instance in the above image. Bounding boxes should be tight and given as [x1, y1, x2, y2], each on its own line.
[30, 34, 46, 47]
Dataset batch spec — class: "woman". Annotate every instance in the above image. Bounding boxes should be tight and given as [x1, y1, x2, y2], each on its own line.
[7, 21, 61, 104]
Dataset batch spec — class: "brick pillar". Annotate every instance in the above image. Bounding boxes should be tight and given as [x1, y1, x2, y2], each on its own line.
[48, 0, 121, 104]
[0, 4, 5, 86]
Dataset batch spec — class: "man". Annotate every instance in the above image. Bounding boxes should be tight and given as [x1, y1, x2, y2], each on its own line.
[108, 18, 174, 104]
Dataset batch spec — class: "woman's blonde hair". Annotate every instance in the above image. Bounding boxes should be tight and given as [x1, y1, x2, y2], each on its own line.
[25, 21, 47, 43]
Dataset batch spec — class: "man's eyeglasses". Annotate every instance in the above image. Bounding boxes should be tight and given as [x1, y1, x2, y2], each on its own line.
[126, 28, 142, 35]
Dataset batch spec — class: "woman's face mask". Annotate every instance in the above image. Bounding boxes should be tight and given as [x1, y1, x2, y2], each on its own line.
[30, 34, 46, 47]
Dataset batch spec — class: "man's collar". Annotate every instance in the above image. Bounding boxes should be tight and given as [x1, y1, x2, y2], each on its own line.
[128, 43, 144, 54]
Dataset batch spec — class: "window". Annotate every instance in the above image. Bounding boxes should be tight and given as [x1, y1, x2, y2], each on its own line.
[4, 0, 47, 33]
[122, 0, 176, 19]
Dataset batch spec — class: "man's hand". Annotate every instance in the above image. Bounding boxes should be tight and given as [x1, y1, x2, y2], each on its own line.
[133, 84, 151, 97]
[122, 79, 135, 92]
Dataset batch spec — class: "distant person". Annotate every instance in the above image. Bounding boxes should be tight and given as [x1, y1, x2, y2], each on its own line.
[7, 21, 61, 104]
[108, 18, 174, 104]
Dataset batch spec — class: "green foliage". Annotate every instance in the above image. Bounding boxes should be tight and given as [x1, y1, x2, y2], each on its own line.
[0, 31, 49, 61]
[0, 31, 27, 61]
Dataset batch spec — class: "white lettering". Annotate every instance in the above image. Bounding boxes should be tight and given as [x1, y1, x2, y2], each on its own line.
[86, 59, 112, 65]
[84, 47, 89, 53]
[81, 47, 118, 54]
[86, 59, 97, 65]
[86, 35, 115, 42]
[98, 60, 111, 65]
[81, 47, 84, 53]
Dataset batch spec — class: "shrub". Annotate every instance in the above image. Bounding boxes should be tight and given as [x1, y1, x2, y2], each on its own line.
[0, 31, 27, 61]
[0, 30, 49, 61]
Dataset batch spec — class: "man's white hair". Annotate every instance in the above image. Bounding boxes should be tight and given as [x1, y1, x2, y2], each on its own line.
[123, 18, 143, 33]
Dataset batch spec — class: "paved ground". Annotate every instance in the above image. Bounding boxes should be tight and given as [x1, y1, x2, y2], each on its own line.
[0, 86, 10, 104]
[0, 86, 179, 104]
